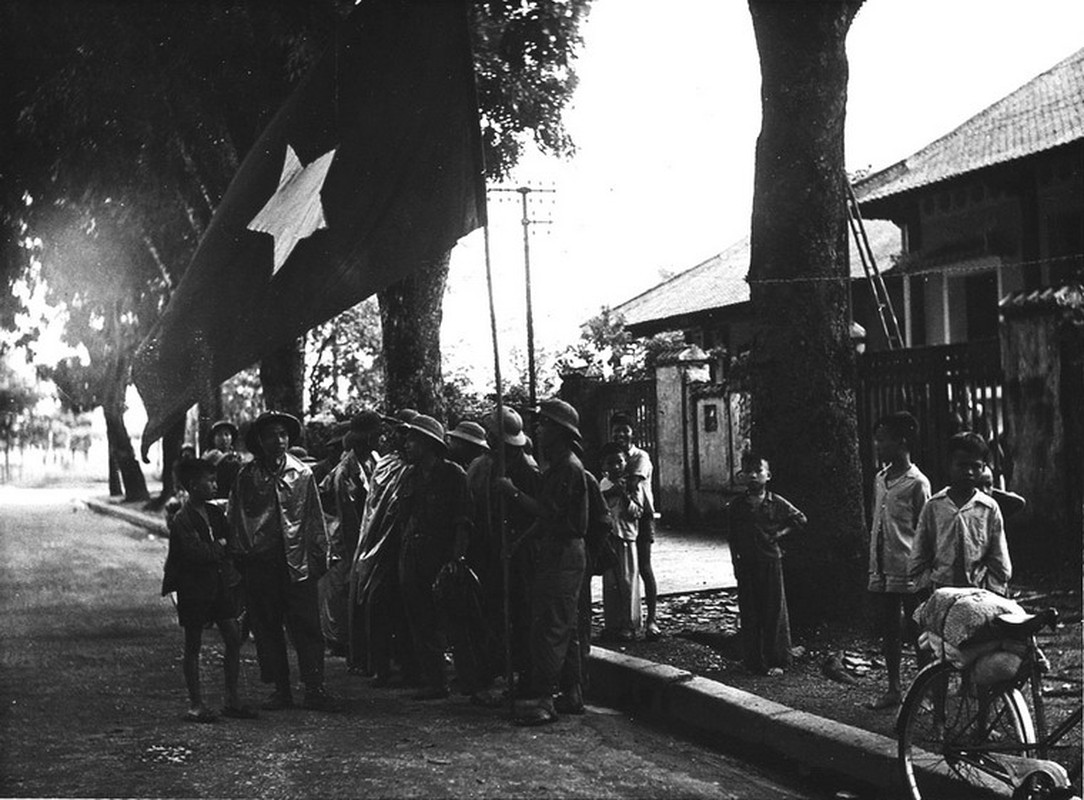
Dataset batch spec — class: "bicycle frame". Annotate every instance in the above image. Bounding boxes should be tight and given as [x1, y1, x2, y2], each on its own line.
[899, 621, 1082, 799]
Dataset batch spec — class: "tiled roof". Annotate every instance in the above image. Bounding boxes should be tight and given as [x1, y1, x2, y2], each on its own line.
[854, 47, 1084, 207]
[613, 218, 901, 328]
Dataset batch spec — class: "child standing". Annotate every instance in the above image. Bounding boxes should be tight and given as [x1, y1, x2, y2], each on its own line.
[162, 457, 255, 722]
[866, 412, 931, 709]
[598, 442, 643, 640]
[908, 432, 1011, 595]
[727, 452, 806, 676]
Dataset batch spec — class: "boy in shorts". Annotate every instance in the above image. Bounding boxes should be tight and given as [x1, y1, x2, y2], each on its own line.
[162, 457, 255, 722]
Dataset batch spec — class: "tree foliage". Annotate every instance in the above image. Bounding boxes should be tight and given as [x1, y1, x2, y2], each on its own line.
[306, 297, 384, 419]
[2, 0, 595, 470]
[558, 307, 686, 382]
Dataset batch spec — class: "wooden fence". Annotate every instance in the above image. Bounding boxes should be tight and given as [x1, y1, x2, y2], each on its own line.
[856, 339, 1005, 493]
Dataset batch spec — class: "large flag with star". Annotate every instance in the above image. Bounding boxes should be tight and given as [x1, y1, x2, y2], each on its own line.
[133, 0, 485, 455]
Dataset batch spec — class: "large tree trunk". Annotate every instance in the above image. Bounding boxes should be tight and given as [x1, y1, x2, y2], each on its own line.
[108, 452, 123, 497]
[259, 338, 305, 417]
[101, 352, 149, 502]
[747, 0, 866, 627]
[150, 417, 186, 509]
[103, 402, 149, 503]
[377, 252, 451, 419]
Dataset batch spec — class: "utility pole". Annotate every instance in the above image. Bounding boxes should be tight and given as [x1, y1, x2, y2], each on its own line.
[488, 185, 555, 410]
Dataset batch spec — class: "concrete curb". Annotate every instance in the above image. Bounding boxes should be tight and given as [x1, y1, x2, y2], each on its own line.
[586, 647, 901, 796]
[84, 498, 168, 536]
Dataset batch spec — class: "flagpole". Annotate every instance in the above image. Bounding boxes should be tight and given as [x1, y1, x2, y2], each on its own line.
[482, 221, 514, 719]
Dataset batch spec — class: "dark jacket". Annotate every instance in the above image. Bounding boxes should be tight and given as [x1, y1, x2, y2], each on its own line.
[162, 499, 241, 599]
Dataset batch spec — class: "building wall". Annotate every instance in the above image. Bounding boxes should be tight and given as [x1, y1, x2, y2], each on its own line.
[653, 363, 686, 520]
[904, 146, 1084, 345]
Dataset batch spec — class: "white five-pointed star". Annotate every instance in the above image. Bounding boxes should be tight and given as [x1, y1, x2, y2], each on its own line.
[247, 144, 337, 276]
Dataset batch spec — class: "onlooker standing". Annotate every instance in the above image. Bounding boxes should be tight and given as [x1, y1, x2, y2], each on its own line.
[320, 411, 383, 657]
[609, 413, 659, 638]
[350, 409, 417, 684]
[463, 407, 540, 704]
[727, 451, 806, 676]
[978, 464, 1026, 520]
[866, 412, 931, 710]
[204, 420, 244, 500]
[162, 457, 255, 722]
[598, 442, 643, 640]
[228, 411, 337, 712]
[500, 398, 589, 726]
[908, 432, 1011, 594]
[396, 414, 472, 701]
[446, 420, 489, 471]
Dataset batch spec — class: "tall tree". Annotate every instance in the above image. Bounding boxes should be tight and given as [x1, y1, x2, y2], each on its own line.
[2, 1, 335, 491]
[375, 0, 593, 417]
[747, 0, 867, 625]
[4, 1, 593, 455]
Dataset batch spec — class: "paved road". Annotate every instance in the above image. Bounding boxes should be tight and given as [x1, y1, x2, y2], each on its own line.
[588, 524, 735, 604]
[0, 483, 816, 798]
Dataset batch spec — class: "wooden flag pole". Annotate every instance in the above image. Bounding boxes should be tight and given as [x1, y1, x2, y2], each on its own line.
[482, 222, 514, 719]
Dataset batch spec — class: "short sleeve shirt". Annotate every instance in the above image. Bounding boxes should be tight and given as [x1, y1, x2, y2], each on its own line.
[728, 491, 806, 562]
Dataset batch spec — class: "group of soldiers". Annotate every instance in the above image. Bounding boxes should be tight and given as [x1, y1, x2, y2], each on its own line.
[198, 398, 599, 726]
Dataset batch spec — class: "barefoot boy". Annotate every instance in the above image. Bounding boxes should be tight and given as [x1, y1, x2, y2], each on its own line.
[162, 457, 255, 722]
[727, 452, 806, 676]
[866, 412, 931, 709]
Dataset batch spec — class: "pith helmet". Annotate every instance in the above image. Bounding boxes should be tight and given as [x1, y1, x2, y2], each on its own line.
[382, 408, 419, 427]
[534, 398, 581, 441]
[210, 420, 238, 440]
[245, 411, 302, 454]
[484, 407, 528, 447]
[447, 420, 489, 450]
[402, 414, 448, 453]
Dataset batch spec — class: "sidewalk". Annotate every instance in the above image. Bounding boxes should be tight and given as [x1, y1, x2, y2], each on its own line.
[84, 496, 895, 796]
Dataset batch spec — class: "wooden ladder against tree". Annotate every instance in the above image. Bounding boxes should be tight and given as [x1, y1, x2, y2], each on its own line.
[846, 183, 905, 350]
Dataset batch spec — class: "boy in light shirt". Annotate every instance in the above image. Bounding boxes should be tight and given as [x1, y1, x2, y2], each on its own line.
[908, 432, 1011, 595]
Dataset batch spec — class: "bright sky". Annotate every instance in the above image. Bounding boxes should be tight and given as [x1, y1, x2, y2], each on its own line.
[442, 0, 1084, 391]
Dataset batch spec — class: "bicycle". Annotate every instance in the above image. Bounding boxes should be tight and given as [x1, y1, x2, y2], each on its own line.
[897, 607, 1082, 799]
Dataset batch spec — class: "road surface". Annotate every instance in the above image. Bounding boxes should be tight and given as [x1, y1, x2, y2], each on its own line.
[0, 482, 825, 799]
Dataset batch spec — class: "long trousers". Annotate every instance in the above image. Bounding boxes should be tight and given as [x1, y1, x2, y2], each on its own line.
[735, 558, 791, 672]
[243, 557, 325, 689]
[528, 537, 586, 698]
[399, 539, 448, 691]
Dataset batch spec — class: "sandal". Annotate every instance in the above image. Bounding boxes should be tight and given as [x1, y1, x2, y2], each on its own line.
[184, 708, 218, 724]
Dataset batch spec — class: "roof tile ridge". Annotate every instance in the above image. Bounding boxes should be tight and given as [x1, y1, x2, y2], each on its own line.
[613, 238, 748, 313]
[857, 46, 1084, 188]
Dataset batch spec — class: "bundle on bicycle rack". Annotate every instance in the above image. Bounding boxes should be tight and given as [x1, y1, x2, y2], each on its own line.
[915, 587, 1031, 685]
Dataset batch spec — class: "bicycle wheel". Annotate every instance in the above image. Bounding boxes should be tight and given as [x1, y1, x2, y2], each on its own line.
[898, 660, 1035, 799]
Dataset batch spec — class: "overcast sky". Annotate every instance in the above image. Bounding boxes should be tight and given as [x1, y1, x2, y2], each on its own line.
[441, 0, 1084, 391]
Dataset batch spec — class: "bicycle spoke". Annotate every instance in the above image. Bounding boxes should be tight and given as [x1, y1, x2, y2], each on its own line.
[899, 662, 1035, 799]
